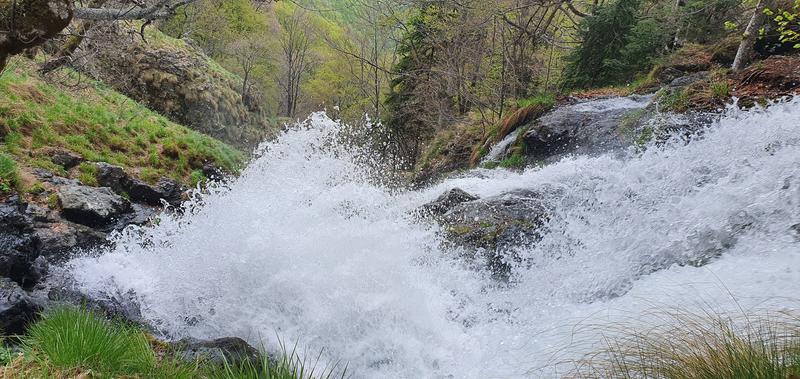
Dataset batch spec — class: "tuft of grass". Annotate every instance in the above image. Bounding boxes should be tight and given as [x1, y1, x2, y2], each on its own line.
[46, 193, 59, 209]
[0, 153, 19, 193]
[1, 307, 347, 379]
[25, 307, 157, 375]
[207, 342, 348, 379]
[77, 162, 98, 186]
[571, 311, 800, 379]
[711, 81, 732, 100]
[499, 153, 526, 169]
[659, 89, 690, 113]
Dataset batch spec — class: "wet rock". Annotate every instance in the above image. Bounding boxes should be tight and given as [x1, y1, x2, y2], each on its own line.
[58, 185, 133, 227]
[112, 203, 158, 230]
[0, 278, 41, 335]
[437, 190, 550, 279]
[174, 337, 262, 367]
[33, 222, 107, 262]
[43, 277, 144, 326]
[50, 149, 84, 170]
[94, 162, 130, 194]
[669, 71, 709, 88]
[0, 197, 41, 288]
[128, 178, 184, 206]
[203, 163, 227, 182]
[517, 95, 654, 163]
[419, 188, 479, 217]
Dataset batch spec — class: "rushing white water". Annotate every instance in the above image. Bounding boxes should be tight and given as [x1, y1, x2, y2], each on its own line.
[70, 99, 800, 378]
[483, 128, 522, 162]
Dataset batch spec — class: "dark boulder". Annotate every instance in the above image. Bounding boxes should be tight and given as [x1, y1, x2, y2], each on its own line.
[128, 178, 184, 206]
[173, 337, 262, 367]
[58, 185, 133, 227]
[419, 188, 479, 217]
[50, 149, 84, 170]
[427, 189, 551, 279]
[33, 222, 107, 262]
[0, 197, 41, 288]
[43, 277, 145, 327]
[203, 163, 227, 183]
[94, 163, 130, 194]
[0, 278, 41, 335]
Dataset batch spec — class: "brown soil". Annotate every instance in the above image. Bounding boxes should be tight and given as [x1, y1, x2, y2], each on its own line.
[733, 55, 800, 104]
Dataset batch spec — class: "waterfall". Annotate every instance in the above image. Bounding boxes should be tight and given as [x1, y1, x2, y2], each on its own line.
[69, 99, 800, 378]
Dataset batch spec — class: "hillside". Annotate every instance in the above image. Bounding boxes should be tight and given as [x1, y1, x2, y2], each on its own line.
[0, 57, 244, 195]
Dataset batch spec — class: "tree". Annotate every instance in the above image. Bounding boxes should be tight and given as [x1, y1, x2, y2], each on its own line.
[227, 35, 271, 102]
[732, 0, 773, 71]
[0, 0, 72, 71]
[278, 10, 314, 118]
[561, 0, 642, 89]
[0, 0, 207, 71]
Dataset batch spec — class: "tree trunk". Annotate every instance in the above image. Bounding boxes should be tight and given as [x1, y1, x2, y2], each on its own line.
[0, 0, 73, 70]
[732, 0, 770, 72]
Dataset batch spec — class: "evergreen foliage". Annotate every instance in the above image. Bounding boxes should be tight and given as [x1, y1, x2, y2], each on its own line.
[561, 0, 643, 89]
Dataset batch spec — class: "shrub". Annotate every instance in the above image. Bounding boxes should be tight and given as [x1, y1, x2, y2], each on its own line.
[25, 308, 156, 375]
[0, 153, 19, 193]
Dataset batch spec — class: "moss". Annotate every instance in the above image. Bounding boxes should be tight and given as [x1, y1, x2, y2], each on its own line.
[448, 225, 474, 236]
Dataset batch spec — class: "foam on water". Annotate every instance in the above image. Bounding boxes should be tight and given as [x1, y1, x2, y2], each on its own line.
[70, 99, 800, 378]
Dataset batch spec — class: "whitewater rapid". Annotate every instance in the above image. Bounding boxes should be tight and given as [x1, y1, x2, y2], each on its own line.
[70, 99, 800, 378]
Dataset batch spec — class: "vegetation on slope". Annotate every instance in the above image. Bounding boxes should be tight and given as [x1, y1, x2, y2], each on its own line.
[0, 58, 244, 193]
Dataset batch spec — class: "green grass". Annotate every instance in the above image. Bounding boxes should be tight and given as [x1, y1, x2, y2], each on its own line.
[711, 81, 731, 100]
[571, 311, 800, 379]
[659, 89, 690, 113]
[0, 307, 346, 379]
[77, 162, 98, 187]
[0, 58, 245, 187]
[516, 93, 557, 109]
[499, 153, 526, 169]
[0, 152, 19, 193]
[25, 308, 157, 375]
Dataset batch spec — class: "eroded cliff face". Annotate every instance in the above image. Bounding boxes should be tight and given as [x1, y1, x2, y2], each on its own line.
[0, 0, 73, 70]
[78, 26, 274, 150]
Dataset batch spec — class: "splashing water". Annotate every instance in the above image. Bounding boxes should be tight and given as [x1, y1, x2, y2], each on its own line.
[70, 100, 800, 378]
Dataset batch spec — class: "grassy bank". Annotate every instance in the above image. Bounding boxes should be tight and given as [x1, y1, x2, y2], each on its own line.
[0, 57, 245, 194]
[0, 308, 344, 379]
